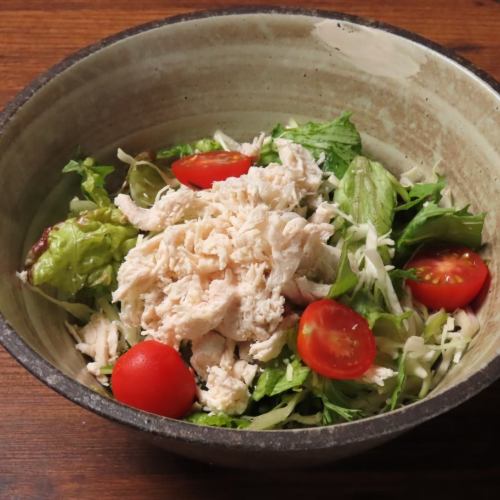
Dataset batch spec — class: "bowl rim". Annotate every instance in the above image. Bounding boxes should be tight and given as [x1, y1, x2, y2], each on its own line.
[1, 6, 499, 452]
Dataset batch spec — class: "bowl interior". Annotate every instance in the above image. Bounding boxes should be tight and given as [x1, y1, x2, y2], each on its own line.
[1, 11, 499, 436]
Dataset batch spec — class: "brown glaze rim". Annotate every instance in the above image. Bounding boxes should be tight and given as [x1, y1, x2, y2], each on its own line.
[1, 7, 499, 453]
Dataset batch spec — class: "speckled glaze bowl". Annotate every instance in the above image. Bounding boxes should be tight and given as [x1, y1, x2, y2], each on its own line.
[1, 8, 499, 468]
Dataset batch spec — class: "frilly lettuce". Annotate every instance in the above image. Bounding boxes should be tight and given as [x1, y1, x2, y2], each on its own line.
[156, 138, 221, 161]
[62, 157, 114, 207]
[30, 207, 137, 298]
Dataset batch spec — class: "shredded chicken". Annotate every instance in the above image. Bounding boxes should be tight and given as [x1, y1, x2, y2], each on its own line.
[282, 277, 332, 306]
[198, 366, 251, 415]
[114, 187, 196, 232]
[113, 140, 336, 414]
[249, 314, 298, 362]
[75, 313, 119, 384]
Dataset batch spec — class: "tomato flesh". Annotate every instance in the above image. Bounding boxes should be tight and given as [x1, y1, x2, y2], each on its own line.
[111, 340, 196, 419]
[297, 299, 376, 379]
[406, 246, 488, 311]
[172, 151, 253, 189]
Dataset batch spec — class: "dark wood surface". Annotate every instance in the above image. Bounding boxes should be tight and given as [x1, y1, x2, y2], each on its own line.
[1, 1, 499, 498]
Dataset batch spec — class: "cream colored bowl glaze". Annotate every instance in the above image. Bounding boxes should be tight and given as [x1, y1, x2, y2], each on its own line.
[0, 10, 499, 467]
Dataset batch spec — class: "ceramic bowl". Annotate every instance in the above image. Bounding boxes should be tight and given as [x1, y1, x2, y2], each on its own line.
[1, 8, 499, 468]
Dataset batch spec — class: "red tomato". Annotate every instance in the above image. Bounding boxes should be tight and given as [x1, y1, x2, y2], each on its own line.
[172, 151, 253, 189]
[111, 340, 196, 418]
[297, 299, 376, 379]
[406, 246, 488, 311]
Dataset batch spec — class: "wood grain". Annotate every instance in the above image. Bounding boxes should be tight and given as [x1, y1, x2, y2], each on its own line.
[1, 1, 499, 498]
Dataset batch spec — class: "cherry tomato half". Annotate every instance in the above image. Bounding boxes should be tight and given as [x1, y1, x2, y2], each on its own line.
[406, 246, 488, 311]
[172, 151, 253, 189]
[297, 299, 376, 379]
[111, 340, 196, 419]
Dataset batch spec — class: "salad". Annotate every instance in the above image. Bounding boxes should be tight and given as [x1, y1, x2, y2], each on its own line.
[19, 113, 488, 430]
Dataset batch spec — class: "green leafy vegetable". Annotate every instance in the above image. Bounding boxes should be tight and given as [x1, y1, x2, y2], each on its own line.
[328, 239, 358, 299]
[258, 132, 281, 165]
[423, 309, 448, 342]
[388, 352, 407, 411]
[396, 175, 446, 212]
[389, 267, 418, 296]
[285, 412, 322, 426]
[395, 203, 485, 261]
[389, 268, 418, 282]
[156, 138, 221, 161]
[31, 207, 138, 298]
[62, 158, 114, 207]
[252, 357, 310, 402]
[260, 113, 362, 178]
[311, 376, 364, 424]
[344, 287, 384, 319]
[20, 278, 94, 322]
[334, 156, 401, 235]
[69, 198, 98, 216]
[117, 149, 171, 208]
[322, 399, 363, 424]
[247, 392, 304, 430]
[128, 162, 167, 208]
[99, 365, 114, 375]
[97, 296, 140, 347]
[343, 287, 411, 340]
[186, 412, 251, 429]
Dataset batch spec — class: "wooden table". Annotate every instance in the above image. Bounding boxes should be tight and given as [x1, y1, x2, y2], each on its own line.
[1, 1, 499, 498]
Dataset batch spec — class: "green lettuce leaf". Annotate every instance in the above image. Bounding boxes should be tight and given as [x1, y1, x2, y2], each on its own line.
[395, 202, 485, 261]
[31, 207, 138, 297]
[328, 238, 358, 299]
[343, 287, 411, 340]
[396, 175, 446, 212]
[247, 392, 304, 430]
[68, 198, 98, 216]
[186, 412, 251, 429]
[117, 149, 171, 208]
[334, 156, 401, 235]
[252, 357, 310, 402]
[260, 113, 362, 178]
[62, 158, 114, 207]
[156, 138, 221, 161]
[128, 162, 167, 208]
